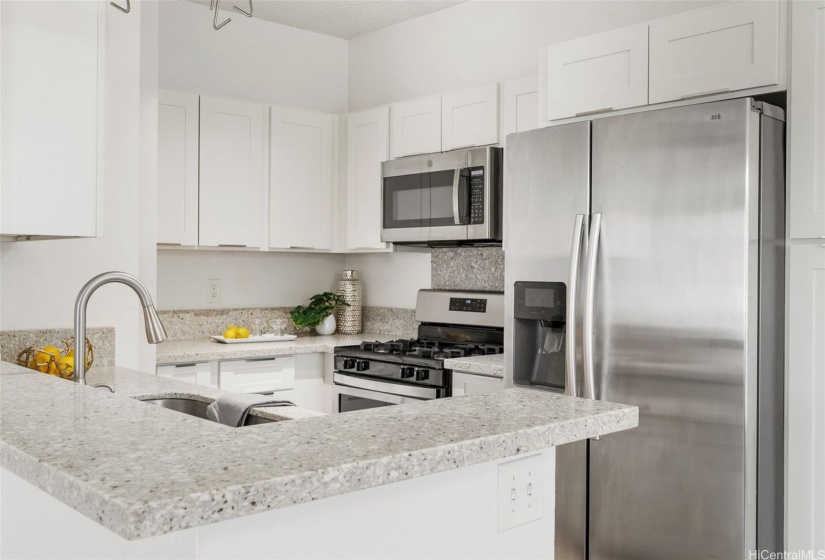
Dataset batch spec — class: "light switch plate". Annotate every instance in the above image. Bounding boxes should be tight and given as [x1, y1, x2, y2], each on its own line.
[207, 279, 221, 303]
[497, 453, 544, 532]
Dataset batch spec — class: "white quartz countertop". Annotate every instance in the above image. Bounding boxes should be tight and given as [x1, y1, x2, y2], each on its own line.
[0, 361, 637, 540]
[156, 333, 398, 364]
[443, 354, 505, 378]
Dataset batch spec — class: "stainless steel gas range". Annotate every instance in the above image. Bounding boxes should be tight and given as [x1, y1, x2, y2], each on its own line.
[333, 289, 504, 413]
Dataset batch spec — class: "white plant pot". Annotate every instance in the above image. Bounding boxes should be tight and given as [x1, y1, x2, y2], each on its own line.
[315, 314, 336, 336]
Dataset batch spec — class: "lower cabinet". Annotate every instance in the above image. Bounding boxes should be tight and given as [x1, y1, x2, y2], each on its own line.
[219, 357, 295, 394]
[451, 372, 504, 396]
[157, 362, 218, 389]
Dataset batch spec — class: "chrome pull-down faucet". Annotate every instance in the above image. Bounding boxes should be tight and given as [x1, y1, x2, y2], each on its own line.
[73, 272, 167, 385]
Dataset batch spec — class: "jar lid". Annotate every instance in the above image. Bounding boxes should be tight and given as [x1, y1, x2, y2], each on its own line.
[342, 270, 358, 279]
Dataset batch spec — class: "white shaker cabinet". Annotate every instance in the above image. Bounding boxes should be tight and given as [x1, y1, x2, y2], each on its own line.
[452, 372, 504, 397]
[441, 84, 499, 151]
[157, 362, 218, 389]
[390, 96, 442, 158]
[0, 1, 102, 239]
[219, 357, 296, 394]
[199, 96, 264, 248]
[786, 244, 825, 552]
[648, 1, 781, 104]
[543, 24, 648, 121]
[346, 107, 390, 251]
[788, 0, 825, 239]
[502, 76, 540, 140]
[157, 90, 199, 246]
[268, 106, 334, 251]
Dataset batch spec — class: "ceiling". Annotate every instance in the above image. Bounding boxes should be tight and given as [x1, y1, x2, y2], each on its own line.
[185, 0, 467, 39]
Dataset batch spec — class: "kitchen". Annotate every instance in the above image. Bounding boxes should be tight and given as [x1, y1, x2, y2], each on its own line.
[0, 0, 822, 559]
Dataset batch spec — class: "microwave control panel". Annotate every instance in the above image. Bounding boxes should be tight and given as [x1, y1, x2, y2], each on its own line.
[469, 167, 485, 224]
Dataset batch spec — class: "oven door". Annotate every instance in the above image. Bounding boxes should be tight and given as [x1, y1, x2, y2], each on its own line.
[381, 150, 470, 243]
[333, 372, 443, 413]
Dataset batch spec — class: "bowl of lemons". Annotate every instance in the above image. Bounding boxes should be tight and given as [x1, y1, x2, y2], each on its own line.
[16, 338, 94, 380]
[211, 324, 296, 344]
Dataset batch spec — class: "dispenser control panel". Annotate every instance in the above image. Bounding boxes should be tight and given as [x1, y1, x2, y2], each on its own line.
[514, 281, 565, 321]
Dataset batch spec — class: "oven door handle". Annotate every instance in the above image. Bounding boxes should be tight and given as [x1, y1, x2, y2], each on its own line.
[333, 373, 440, 400]
[335, 384, 428, 406]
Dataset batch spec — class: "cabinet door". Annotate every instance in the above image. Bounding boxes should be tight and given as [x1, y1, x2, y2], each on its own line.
[347, 107, 390, 251]
[157, 362, 217, 388]
[0, 1, 101, 238]
[544, 24, 648, 121]
[789, 0, 825, 239]
[502, 76, 540, 141]
[390, 96, 442, 158]
[219, 357, 296, 394]
[269, 106, 334, 250]
[649, 1, 780, 103]
[787, 244, 825, 552]
[199, 96, 263, 248]
[158, 90, 199, 246]
[441, 84, 499, 151]
[451, 372, 504, 397]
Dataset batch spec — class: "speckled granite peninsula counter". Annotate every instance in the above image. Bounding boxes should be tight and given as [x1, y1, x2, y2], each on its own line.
[0, 360, 637, 552]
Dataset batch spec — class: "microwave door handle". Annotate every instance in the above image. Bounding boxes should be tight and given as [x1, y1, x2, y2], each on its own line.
[452, 170, 461, 224]
[565, 214, 587, 398]
[583, 213, 602, 402]
[452, 170, 469, 225]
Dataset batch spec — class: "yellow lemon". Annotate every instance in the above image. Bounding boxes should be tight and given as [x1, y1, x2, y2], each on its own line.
[35, 346, 62, 365]
[236, 327, 250, 339]
[57, 356, 74, 375]
[223, 327, 238, 339]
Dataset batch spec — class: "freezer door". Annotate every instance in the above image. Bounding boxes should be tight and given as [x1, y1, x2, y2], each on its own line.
[503, 122, 590, 560]
[588, 98, 761, 559]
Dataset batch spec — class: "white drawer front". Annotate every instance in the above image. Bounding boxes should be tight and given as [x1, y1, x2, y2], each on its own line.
[219, 357, 295, 394]
[649, 1, 780, 103]
[157, 362, 217, 388]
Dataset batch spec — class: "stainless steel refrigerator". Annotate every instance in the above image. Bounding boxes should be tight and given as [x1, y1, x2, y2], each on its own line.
[504, 98, 785, 560]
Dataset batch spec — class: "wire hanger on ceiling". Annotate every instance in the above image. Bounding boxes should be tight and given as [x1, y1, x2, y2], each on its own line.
[211, 0, 231, 30]
[110, 0, 130, 14]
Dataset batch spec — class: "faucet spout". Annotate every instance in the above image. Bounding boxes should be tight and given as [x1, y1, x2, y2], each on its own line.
[73, 272, 167, 385]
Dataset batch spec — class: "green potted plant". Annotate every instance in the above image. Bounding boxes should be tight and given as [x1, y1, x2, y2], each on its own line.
[290, 292, 349, 335]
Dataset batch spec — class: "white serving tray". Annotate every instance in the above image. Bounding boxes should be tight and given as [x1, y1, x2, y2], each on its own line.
[211, 334, 298, 344]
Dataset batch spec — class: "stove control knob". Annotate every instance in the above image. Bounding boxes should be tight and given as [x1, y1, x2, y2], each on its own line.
[343, 358, 356, 369]
[400, 366, 415, 379]
[415, 368, 430, 381]
[356, 360, 370, 371]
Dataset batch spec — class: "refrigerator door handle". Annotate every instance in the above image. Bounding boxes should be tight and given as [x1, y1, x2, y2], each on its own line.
[583, 212, 602, 401]
[565, 213, 587, 397]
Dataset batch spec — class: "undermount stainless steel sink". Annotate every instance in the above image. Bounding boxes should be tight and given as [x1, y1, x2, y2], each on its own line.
[140, 398, 276, 426]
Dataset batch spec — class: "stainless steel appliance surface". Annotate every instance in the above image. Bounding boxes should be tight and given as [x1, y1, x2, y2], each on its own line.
[334, 289, 504, 412]
[380, 147, 503, 245]
[504, 98, 785, 559]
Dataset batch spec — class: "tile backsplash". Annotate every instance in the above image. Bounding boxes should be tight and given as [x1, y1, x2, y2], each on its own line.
[0, 327, 116, 367]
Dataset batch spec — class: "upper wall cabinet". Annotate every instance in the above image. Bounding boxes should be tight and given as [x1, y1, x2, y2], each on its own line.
[502, 75, 540, 141]
[199, 96, 264, 248]
[347, 107, 390, 251]
[0, 1, 102, 239]
[649, 1, 780, 103]
[390, 96, 442, 158]
[441, 84, 499, 151]
[544, 25, 649, 121]
[269, 106, 334, 251]
[157, 90, 199, 246]
[788, 0, 825, 239]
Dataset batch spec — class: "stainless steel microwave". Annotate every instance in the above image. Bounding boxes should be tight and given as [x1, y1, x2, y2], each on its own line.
[380, 147, 503, 245]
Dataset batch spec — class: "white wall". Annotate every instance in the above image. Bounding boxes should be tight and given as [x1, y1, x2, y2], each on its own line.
[155, 1, 350, 312]
[0, 2, 155, 370]
[156, 250, 346, 310]
[344, 252, 431, 309]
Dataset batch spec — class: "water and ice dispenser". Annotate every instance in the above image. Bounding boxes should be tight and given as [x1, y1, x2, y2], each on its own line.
[513, 281, 567, 390]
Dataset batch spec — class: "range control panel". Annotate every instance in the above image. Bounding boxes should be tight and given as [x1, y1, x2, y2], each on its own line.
[469, 167, 485, 225]
[449, 297, 488, 313]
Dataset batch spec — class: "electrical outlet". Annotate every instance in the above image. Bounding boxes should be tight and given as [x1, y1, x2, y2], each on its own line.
[497, 453, 543, 532]
[207, 279, 221, 303]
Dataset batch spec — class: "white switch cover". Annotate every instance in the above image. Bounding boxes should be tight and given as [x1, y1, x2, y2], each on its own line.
[497, 453, 544, 532]
[207, 279, 221, 303]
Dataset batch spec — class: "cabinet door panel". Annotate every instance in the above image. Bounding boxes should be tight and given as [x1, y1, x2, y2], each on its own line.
[649, 1, 780, 103]
[158, 90, 199, 246]
[199, 96, 263, 248]
[347, 107, 390, 250]
[157, 362, 217, 388]
[544, 25, 648, 121]
[269, 107, 334, 250]
[442, 84, 499, 151]
[0, 1, 101, 238]
[390, 96, 441, 158]
[502, 76, 539, 141]
[789, 0, 825, 239]
[219, 357, 295, 394]
[451, 372, 504, 397]
[787, 245, 825, 551]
